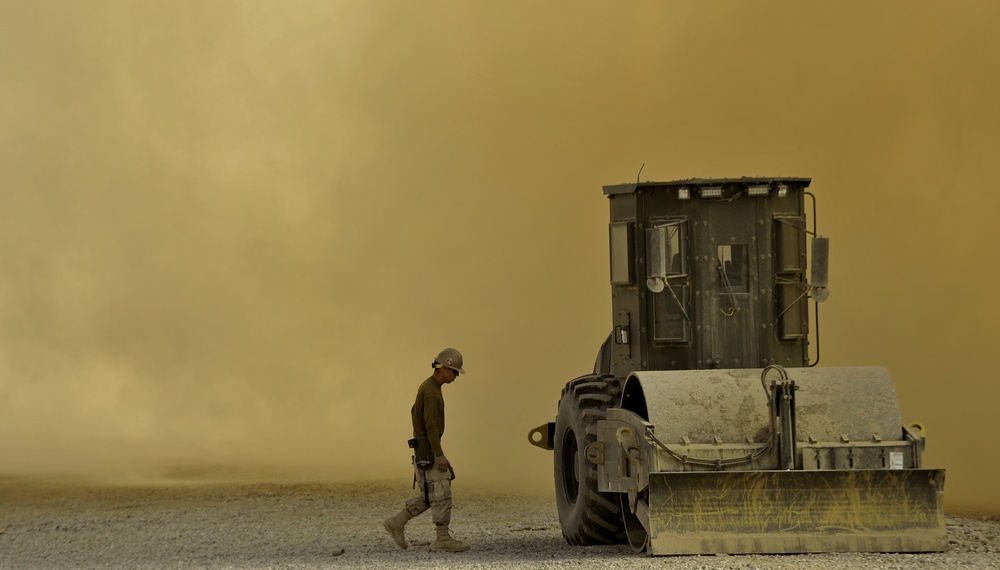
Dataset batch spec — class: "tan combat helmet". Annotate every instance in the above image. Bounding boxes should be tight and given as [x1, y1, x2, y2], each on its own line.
[434, 348, 465, 374]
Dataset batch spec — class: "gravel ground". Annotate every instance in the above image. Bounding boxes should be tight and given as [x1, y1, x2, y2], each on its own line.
[1, 476, 997, 569]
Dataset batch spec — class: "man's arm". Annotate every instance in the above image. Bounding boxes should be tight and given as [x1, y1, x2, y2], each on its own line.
[434, 454, 449, 472]
[424, 394, 449, 471]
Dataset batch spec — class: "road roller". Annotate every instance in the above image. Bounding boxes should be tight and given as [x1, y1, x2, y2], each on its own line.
[528, 177, 945, 555]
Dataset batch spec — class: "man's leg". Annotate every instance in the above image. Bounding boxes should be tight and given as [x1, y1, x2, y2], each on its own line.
[383, 465, 431, 550]
[426, 467, 469, 552]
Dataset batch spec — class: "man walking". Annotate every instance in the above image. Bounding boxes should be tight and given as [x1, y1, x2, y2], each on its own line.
[383, 348, 470, 552]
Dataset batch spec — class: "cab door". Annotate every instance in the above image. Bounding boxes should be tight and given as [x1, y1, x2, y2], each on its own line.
[693, 199, 762, 369]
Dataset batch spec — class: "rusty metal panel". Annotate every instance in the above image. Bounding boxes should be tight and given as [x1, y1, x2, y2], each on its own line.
[646, 469, 946, 555]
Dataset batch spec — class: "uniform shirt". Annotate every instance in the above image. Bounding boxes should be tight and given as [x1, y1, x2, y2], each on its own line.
[411, 376, 445, 456]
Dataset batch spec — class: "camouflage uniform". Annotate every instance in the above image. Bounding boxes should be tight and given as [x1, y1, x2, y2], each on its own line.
[407, 376, 453, 521]
[405, 458, 453, 523]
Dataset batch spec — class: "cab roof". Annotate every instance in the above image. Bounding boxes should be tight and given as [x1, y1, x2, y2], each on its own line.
[603, 177, 811, 196]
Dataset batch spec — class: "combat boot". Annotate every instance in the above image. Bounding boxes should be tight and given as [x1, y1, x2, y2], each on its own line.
[433, 523, 470, 552]
[382, 509, 413, 550]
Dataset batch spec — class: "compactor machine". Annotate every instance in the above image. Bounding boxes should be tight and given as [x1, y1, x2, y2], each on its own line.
[528, 177, 945, 555]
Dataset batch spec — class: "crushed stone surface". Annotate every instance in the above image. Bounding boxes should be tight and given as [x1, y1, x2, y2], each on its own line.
[0, 477, 997, 569]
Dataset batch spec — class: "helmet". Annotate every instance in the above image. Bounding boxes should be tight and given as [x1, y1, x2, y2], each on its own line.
[434, 348, 465, 374]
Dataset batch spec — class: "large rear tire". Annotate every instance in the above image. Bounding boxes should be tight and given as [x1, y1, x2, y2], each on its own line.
[553, 375, 627, 545]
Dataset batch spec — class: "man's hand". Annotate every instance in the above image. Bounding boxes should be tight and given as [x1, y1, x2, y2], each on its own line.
[436, 454, 449, 472]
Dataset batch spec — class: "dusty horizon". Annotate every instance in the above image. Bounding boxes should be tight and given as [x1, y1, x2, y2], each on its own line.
[1, 1, 998, 516]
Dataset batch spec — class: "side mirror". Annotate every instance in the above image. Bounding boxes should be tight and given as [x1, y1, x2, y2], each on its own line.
[811, 236, 830, 302]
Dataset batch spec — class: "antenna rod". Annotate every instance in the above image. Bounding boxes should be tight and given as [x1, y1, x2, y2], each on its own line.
[636, 163, 645, 184]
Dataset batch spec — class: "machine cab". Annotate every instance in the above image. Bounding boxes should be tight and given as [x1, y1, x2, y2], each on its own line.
[604, 177, 820, 377]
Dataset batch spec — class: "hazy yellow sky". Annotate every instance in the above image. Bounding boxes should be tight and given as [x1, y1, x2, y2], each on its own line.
[1, 1, 998, 515]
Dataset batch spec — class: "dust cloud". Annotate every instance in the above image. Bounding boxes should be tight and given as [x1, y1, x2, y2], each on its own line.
[1, 2, 998, 515]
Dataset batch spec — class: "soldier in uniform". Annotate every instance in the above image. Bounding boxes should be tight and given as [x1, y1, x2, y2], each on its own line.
[382, 348, 470, 552]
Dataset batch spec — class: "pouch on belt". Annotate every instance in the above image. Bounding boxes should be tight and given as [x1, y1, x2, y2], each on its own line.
[408, 436, 434, 470]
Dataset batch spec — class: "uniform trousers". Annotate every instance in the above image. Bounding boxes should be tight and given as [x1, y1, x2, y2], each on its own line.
[405, 459, 453, 525]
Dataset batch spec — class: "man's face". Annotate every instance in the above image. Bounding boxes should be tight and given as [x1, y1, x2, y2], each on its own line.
[435, 366, 459, 384]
